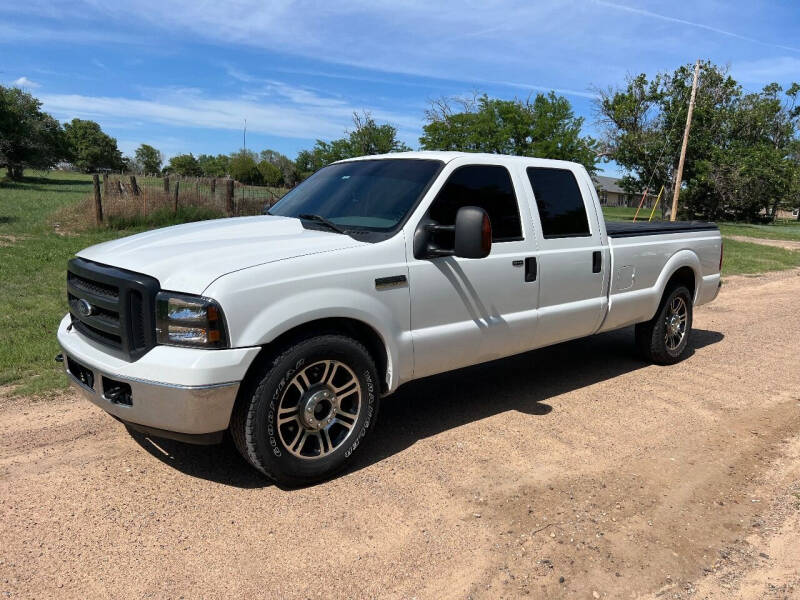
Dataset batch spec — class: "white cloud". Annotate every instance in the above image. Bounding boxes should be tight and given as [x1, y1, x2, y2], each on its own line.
[39, 84, 420, 141]
[12, 76, 40, 88]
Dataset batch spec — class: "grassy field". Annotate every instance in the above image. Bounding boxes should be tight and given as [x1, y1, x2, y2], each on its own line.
[1, 175, 798, 397]
[0, 172, 229, 396]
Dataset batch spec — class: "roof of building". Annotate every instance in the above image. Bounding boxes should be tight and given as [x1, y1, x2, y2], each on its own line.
[593, 175, 629, 194]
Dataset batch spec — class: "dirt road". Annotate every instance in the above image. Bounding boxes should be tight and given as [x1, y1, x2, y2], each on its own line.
[2, 270, 800, 599]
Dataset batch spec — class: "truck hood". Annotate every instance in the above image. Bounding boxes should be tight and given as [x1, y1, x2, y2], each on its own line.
[77, 215, 364, 294]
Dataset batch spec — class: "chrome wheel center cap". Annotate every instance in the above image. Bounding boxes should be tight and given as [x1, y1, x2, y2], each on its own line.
[668, 315, 680, 335]
[301, 389, 336, 430]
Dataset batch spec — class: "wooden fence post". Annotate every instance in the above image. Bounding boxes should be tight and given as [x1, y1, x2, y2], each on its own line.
[210, 178, 216, 196]
[225, 179, 234, 216]
[129, 175, 140, 196]
[92, 174, 103, 225]
[163, 176, 170, 193]
[173, 181, 180, 214]
[116, 179, 124, 196]
[102, 173, 109, 197]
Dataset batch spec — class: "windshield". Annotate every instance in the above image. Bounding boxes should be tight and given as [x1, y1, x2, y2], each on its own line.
[269, 158, 442, 231]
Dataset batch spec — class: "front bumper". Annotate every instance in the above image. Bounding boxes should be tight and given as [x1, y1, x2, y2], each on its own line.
[58, 314, 260, 436]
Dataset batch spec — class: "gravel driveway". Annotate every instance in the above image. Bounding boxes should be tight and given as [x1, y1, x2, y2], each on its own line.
[2, 270, 799, 599]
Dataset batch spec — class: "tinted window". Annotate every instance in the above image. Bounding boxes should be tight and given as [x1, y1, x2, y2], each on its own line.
[269, 159, 442, 231]
[527, 167, 590, 238]
[429, 165, 522, 242]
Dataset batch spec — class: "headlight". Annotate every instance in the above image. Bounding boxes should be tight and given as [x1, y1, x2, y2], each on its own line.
[155, 292, 228, 348]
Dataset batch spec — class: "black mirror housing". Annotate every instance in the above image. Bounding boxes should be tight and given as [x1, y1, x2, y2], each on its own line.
[454, 206, 492, 259]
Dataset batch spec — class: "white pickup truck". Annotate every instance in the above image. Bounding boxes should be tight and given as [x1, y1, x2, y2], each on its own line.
[58, 152, 722, 485]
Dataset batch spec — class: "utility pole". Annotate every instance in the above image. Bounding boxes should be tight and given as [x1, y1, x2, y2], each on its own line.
[243, 119, 247, 151]
[670, 60, 700, 221]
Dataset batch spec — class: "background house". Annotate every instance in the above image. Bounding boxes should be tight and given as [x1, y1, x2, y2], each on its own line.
[594, 175, 657, 208]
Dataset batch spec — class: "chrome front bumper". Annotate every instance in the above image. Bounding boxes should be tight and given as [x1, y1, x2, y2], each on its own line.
[57, 313, 260, 439]
[63, 353, 240, 437]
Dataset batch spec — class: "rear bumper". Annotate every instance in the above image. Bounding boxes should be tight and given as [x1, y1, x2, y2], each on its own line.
[58, 314, 260, 435]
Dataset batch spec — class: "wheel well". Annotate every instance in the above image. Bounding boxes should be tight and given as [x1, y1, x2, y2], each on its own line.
[665, 266, 696, 300]
[238, 317, 390, 397]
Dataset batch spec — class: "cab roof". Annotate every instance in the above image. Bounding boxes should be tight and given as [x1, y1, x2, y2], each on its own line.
[336, 151, 585, 170]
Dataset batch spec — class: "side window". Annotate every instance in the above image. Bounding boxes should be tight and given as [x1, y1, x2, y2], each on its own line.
[428, 165, 523, 242]
[527, 167, 590, 238]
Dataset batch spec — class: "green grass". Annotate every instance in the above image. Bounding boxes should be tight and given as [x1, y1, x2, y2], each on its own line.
[601, 206, 641, 222]
[0, 172, 227, 396]
[721, 238, 800, 277]
[718, 222, 800, 242]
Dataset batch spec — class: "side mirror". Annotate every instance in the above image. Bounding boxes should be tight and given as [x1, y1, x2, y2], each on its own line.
[412, 206, 492, 260]
[454, 206, 492, 259]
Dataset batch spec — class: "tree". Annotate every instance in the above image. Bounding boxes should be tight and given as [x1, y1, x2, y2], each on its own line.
[0, 85, 66, 178]
[420, 92, 599, 173]
[295, 112, 411, 179]
[257, 160, 283, 186]
[134, 144, 163, 174]
[197, 153, 230, 177]
[167, 153, 202, 176]
[596, 62, 799, 221]
[229, 149, 261, 184]
[260, 149, 298, 186]
[63, 119, 123, 172]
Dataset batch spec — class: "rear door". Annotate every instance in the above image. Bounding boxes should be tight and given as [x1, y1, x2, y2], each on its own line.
[523, 165, 608, 346]
[406, 160, 540, 379]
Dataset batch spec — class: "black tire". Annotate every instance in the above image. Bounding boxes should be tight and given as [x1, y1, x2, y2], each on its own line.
[230, 334, 379, 486]
[635, 285, 693, 365]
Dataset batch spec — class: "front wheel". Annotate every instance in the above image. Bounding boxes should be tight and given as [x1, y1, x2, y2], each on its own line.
[635, 285, 693, 365]
[230, 334, 380, 486]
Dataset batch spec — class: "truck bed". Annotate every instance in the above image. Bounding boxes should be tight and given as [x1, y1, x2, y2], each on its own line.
[605, 220, 718, 238]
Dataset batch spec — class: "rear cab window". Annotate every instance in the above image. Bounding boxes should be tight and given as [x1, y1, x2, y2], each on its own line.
[526, 167, 591, 238]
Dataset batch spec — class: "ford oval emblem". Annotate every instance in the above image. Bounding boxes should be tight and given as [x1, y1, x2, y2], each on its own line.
[77, 298, 95, 317]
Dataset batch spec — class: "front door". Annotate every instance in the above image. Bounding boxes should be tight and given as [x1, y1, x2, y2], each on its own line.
[407, 162, 539, 379]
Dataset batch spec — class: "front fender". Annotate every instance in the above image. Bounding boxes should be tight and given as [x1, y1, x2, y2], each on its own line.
[242, 288, 409, 391]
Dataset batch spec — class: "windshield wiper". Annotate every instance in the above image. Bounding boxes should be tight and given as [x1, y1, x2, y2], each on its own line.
[298, 213, 347, 235]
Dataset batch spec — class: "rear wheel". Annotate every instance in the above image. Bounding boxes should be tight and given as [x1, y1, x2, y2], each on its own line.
[635, 285, 693, 365]
[230, 334, 379, 486]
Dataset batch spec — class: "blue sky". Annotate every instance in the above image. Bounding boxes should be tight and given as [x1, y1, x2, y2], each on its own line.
[2, 0, 799, 176]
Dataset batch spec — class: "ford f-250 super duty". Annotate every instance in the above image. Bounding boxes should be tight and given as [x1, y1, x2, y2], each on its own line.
[58, 152, 722, 485]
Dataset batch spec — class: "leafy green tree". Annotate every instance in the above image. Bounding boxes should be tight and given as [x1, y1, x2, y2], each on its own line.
[260, 149, 297, 186]
[257, 160, 283, 186]
[197, 153, 230, 177]
[167, 153, 202, 176]
[62, 119, 123, 172]
[0, 85, 66, 178]
[134, 144, 163, 174]
[295, 112, 411, 179]
[596, 62, 799, 221]
[229, 149, 261, 184]
[420, 92, 598, 173]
